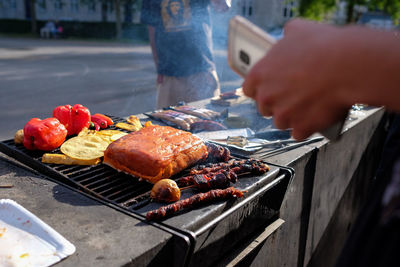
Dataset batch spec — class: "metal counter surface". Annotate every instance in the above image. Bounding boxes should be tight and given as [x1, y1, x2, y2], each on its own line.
[0, 156, 175, 267]
[0, 98, 386, 267]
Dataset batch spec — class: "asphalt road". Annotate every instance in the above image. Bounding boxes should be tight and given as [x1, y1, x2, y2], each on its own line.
[0, 37, 242, 141]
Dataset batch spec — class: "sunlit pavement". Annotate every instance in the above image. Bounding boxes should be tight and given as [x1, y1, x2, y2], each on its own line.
[0, 37, 242, 141]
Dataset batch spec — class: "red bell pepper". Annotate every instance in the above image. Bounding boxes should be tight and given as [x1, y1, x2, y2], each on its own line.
[23, 118, 67, 151]
[53, 104, 91, 135]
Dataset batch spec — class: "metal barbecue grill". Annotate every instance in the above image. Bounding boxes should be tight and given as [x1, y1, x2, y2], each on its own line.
[0, 115, 294, 267]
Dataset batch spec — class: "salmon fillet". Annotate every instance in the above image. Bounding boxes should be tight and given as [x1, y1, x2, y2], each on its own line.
[103, 125, 208, 183]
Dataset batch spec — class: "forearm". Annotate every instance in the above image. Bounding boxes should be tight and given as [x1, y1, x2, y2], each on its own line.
[242, 19, 400, 139]
[338, 26, 400, 111]
[147, 25, 159, 71]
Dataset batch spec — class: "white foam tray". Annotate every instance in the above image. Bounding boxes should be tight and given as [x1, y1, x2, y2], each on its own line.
[0, 199, 76, 267]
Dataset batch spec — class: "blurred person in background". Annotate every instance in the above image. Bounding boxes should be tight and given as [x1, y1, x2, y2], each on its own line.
[54, 20, 64, 38]
[40, 20, 56, 39]
[242, 19, 400, 266]
[141, 0, 231, 109]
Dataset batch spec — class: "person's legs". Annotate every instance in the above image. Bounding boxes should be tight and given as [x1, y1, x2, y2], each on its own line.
[156, 76, 187, 109]
[156, 70, 220, 108]
[51, 29, 57, 38]
[40, 28, 50, 38]
[184, 69, 220, 102]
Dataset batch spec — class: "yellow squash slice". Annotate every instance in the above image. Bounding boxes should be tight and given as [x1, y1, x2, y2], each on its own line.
[60, 135, 110, 160]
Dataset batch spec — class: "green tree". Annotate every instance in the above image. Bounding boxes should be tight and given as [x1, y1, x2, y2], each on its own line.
[299, 0, 400, 24]
[368, 0, 400, 22]
[298, 0, 337, 21]
[345, 0, 367, 23]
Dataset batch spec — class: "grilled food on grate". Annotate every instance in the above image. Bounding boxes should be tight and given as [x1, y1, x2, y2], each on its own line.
[190, 120, 227, 133]
[189, 158, 269, 176]
[185, 171, 237, 191]
[103, 125, 209, 183]
[203, 142, 230, 163]
[60, 135, 110, 160]
[150, 179, 181, 203]
[173, 105, 221, 120]
[42, 153, 101, 165]
[150, 110, 202, 131]
[177, 159, 270, 189]
[146, 187, 244, 221]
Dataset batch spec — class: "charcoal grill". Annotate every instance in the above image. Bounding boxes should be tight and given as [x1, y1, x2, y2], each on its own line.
[0, 115, 294, 267]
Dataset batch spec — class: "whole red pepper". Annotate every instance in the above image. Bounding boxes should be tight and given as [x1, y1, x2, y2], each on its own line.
[91, 114, 113, 129]
[23, 118, 67, 151]
[93, 113, 113, 126]
[53, 104, 91, 135]
[91, 121, 101, 131]
[91, 115, 108, 129]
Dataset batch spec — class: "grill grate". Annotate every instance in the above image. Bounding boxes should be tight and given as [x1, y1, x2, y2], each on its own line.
[0, 115, 155, 211]
[0, 116, 295, 267]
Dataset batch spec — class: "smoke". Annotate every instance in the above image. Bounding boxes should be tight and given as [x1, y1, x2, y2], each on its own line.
[210, 7, 243, 92]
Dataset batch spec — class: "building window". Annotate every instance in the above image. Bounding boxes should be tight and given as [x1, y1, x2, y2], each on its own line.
[54, 0, 63, 11]
[283, 1, 296, 18]
[290, 1, 295, 17]
[241, 0, 253, 18]
[107, 1, 114, 14]
[10, 0, 16, 9]
[70, 0, 79, 12]
[248, 0, 253, 17]
[37, 0, 46, 11]
[88, 0, 96, 12]
[2, 0, 17, 9]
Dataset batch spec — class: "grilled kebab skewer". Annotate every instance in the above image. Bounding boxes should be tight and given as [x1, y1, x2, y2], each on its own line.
[191, 158, 270, 176]
[177, 159, 270, 189]
[146, 187, 244, 221]
[203, 142, 231, 163]
[178, 170, 238, 190]
[150, 158, 268, 202]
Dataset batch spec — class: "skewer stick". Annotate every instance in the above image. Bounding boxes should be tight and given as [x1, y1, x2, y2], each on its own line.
[0, 184, 13, 188]
[179, 185, 196, 191]
[237, 172, 251, 177]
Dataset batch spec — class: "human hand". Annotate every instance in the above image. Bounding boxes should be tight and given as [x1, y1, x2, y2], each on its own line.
[242, 19, 357, 140]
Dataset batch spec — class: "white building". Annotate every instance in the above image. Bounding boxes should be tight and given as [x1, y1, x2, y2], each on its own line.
[238, 0, 297, 29]
[0, 0, 141, 22]
[1, 0, 295, 27]
[212, 0, 297, 43]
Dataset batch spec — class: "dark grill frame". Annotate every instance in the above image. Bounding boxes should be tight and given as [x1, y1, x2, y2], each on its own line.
[0, 115, 294, 267]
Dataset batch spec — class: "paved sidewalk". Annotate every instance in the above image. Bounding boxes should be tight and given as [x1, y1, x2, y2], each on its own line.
[0, 37, 242, 140]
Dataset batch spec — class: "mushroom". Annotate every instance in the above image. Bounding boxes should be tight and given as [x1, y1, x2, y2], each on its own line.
[150, 179, 181, 203]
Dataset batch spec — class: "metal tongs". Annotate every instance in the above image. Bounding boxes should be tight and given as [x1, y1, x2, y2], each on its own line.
[258, 136, 325, 158]
[222, 135, 297, 150]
